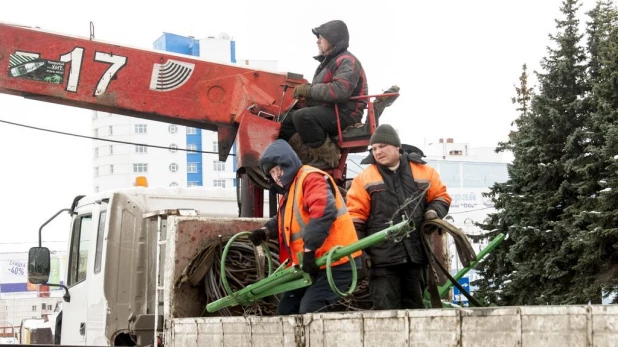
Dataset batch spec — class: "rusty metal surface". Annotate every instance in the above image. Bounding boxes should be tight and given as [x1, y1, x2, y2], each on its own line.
[0, 23, 303, 162]
[235, 113, 281, 169]
[166, 217, 267, 318]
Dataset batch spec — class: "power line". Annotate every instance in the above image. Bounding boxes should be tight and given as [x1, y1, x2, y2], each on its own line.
[348, 158, 367, 172]
[346, 167, 359, 175]
[0, 241, 66, 245]
[0, 119, 233, 155]
[449, 207, 495, 214]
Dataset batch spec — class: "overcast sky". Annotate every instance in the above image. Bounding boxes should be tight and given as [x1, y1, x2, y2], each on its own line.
[0, 0, 597, 251]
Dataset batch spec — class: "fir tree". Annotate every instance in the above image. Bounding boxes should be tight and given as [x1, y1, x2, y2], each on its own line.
[560, 0, 618, 303]
[470, 65, 535, 305]
[473, 0, 588, 305]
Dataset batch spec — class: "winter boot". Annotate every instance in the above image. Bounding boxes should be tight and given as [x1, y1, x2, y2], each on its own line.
[287, 133, 313, 162]
[287, 133, 333, 169]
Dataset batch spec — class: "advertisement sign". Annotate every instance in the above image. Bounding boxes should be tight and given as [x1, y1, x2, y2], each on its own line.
[0, 253, 65, 298]
[448, 188, 494, 213]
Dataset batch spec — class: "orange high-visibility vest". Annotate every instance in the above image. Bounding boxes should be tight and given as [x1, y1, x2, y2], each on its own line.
[280, 166, 361, 268]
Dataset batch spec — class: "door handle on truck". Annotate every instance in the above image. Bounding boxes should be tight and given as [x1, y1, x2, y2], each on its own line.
[80, 322, 85, 336]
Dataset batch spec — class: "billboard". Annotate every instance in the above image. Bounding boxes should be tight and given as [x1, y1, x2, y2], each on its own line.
[448, 188, 494, 212]
[0, 252, 66, 299]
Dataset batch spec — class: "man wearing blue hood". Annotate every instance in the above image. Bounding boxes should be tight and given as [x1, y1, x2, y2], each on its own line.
[248, 139, 362, 314]
[279, 20, 368, 169]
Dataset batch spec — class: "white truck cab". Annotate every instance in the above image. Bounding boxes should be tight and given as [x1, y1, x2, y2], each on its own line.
[27, 185, 264, 346]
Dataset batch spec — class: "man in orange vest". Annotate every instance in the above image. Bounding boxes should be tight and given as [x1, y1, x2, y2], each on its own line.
[346, 124, 452, 310]
[249, 139, 362, 315]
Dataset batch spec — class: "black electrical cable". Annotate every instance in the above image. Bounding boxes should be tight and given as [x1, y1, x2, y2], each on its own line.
[0, 119, 234, 156]
[183, 236, 372, 317]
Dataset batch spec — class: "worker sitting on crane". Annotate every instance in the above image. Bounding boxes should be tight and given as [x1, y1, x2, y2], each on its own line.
[248, 139, 362, 314]
[279, 19, 368, 169]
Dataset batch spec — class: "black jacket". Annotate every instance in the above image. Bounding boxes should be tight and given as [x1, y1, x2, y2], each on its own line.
[307, 20, 368, 123]
[348, 145, 451, 266]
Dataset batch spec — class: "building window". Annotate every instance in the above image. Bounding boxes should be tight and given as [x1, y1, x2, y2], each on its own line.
[168, 125, 178, 134]
[94, 167, 99, 177]
[187, 162, 198, 173]
[109, 145, 114, 155]
[135, 124, 147, 134]
[187, 144, 198, 153]
[170, 182, 178, 187]
[213, 179, 226, 188]
[169, 163, 178, 172]
[94, 186, 99, 193]
[133, 163, 148, 173]
[188, 181, 199, 187]
[109, 165, 114, 174]
[32, 306, 37, 312]
[212, 141, 218, 152]
[213, 161, 226, 172]
[135, 145, 148, 153]
[449, 150, 463, 156]
[94, 148, 99, 157]
[169, 144, 177, 153]
[94, 128, 99, 137]
[108, 126, 113, 135]
[186, 127, 197, 135]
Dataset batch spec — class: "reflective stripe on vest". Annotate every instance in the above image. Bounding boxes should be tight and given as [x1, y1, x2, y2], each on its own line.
[289, 167, 348, 242]
[282, 166, 361, 267]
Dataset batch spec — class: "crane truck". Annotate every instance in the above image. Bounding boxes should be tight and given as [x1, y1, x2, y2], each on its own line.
[1, 22, 617, 346]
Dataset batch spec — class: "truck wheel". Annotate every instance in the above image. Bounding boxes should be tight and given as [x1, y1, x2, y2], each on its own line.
[114, 333, 136, 346]
[54, 311, 62, 345]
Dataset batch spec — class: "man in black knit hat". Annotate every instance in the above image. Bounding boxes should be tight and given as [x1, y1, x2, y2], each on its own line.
[346, 124, 452, 310]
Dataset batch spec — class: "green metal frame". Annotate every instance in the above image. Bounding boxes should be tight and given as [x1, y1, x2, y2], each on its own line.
[206, 219, 505, 313]
[206, 219, 414, 313]
[422, 233, 506, 308]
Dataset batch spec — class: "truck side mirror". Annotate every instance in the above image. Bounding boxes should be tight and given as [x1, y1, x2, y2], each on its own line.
[28, 247, 51, 285]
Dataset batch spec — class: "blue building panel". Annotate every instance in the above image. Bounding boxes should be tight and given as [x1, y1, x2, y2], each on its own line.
[153, 33, 200, 56]
[230, 41, 236, 186]
[187, 130, 203, 186]
[155, 33, 237, 187]
[153, 33, 204, 186]
[191, 40, 200, 57]
[187, 172, 202, 185]
[230, 41, 236, 64]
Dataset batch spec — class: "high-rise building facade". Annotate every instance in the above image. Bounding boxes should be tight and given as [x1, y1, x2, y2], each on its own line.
[92, 33, 277, 192]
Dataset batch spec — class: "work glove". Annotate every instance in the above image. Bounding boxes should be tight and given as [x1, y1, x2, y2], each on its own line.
[424, 209, 438, 220]
[293, 84, 311, 98]
[301, 251, 320, 276]
[248, 228, 267, 246]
